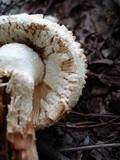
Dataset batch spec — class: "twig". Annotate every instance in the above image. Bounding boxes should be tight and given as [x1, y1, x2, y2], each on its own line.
[43, 0, 54, 15]
[58, 143, 120, 152]
[0, 0, 22, 15]
[73, 121, 97, 125]
[57, 117, 119, 129]
[57, 122, 107, 128]
[0, 83, 8, 87]
[71, 111, 120, 119]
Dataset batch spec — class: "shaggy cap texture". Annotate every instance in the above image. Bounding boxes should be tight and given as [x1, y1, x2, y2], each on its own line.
[0, 14, 87, 130]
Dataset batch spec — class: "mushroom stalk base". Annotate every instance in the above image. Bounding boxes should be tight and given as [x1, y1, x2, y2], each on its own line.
[7, 123, 38, 160]
[6, 73, 39, 160]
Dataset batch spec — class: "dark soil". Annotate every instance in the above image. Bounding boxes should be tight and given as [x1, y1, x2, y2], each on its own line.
[0, 0, 120, 160]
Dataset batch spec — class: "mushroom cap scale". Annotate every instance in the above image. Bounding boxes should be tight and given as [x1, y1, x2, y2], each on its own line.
[0, 14, 87, 129]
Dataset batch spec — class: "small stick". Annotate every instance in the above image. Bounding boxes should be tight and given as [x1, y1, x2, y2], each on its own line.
[71, 111, 120, 119]
[57, 122, 107, 128]
[0, 83, 8, 87]
[58, 143, 120, 152]
[0, 0, 21, 15]
[43, 0, 54, 15]
[57, 117, 119, 129]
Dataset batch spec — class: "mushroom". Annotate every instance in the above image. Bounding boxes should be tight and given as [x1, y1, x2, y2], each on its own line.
[0, 14, 87, 160]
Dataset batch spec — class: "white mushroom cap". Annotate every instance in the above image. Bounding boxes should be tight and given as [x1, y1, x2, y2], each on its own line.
[0, 13, 87, 129]
[0, 13, 87, 160]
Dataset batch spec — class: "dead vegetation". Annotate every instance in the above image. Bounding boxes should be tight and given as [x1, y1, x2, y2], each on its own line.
[0, 0, 120, 160]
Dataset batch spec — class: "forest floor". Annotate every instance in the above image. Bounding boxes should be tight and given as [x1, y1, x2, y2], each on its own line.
[0, 0, 120, 160]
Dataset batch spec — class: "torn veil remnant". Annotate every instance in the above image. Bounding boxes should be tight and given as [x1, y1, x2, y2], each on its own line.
[0, 14, 87, 160]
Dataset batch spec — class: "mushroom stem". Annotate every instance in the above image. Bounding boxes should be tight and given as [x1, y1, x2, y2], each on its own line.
[7, 123, 38, 160]
[0, 43, 44, 160]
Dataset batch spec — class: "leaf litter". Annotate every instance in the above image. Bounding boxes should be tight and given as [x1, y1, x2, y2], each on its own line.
[0, 0, 120, 160]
